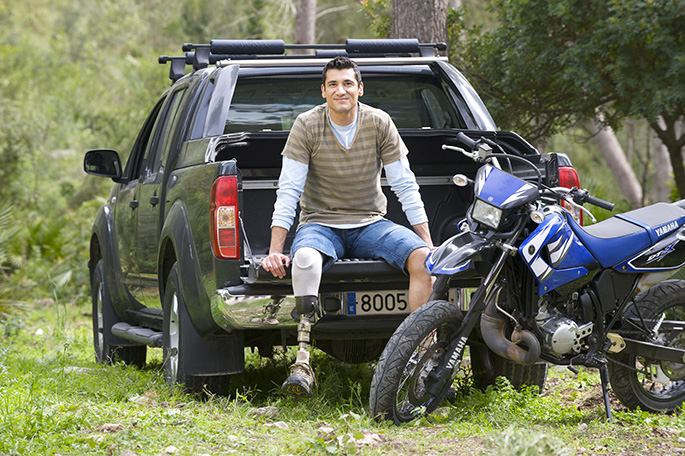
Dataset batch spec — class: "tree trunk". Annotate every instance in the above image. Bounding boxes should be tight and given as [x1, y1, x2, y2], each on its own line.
[391, 0, 448, 43]
[651, 128, 673, 202]
[293, 0, 316, 54]
[650, 116, 685, 200]
[585, 119, 643, 207]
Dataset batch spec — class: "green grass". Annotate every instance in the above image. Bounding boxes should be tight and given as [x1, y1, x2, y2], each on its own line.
[2, 302, 685, 455]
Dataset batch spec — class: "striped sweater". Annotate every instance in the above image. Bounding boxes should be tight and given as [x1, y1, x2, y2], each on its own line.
[282, 103, 408, 227]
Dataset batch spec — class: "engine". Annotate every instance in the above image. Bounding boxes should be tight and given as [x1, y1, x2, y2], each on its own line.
[536, 304, 593, 357]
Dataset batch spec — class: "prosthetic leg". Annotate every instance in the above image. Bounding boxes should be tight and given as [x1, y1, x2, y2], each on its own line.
[281, 247, 322, 398]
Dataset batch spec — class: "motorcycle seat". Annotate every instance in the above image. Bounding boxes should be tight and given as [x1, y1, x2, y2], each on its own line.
[571, 202, 685, 268]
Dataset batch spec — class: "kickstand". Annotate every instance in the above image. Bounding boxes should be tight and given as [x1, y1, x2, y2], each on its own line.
[599, 364, 613, 422]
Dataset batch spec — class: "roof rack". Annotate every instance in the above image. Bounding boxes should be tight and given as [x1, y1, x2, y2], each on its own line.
[158, 39, 447, 82]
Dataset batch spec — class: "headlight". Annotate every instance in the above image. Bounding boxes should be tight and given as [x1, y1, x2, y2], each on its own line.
[472, 199, 502, 229]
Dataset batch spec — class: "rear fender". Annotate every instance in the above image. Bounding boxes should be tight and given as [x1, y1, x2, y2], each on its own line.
[160, 201, 245, 376]
[426, 231, 495, 277]
[159, 200, 220, 335]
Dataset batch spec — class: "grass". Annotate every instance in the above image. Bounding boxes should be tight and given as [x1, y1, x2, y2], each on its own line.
[2, 301, 685, 455]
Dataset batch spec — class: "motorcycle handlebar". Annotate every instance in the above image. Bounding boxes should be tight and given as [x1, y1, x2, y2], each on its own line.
[570, 188, 614, 212]
[457, 132, 477, 150]
[585, 194, 615, 212]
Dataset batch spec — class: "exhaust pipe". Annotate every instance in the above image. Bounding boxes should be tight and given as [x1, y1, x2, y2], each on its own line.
[480, 288, 540, 365]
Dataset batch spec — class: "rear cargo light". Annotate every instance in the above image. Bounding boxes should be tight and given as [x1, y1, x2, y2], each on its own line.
[210, 176, 240, 259]
[558, 166, 583, 225]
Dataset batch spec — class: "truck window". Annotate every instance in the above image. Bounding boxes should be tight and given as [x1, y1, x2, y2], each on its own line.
[123, 98, 165, 180]
[151, 88, 186, 176]
[224, 73, 466, 134]
[136, 88, 186, 181]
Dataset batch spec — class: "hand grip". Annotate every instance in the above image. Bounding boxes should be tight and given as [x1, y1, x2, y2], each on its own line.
[585, 194, 614, 212]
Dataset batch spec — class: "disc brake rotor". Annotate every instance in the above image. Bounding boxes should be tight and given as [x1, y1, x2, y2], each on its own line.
[407, 343, 445, 404]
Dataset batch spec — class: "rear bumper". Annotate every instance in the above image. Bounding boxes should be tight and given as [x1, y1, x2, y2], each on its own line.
[210, 288, 408, 339]
[212, 257, 411, 333]
[211, 256, 477, 335]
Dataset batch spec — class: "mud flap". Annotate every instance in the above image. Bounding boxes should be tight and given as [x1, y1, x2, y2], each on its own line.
[179, 295, 245, 376]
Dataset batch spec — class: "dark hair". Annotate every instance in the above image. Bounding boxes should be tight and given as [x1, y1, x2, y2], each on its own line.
[322, 56, 362, 85]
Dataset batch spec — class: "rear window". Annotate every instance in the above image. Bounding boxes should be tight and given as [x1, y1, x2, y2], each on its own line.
[224, 73, 467, 133]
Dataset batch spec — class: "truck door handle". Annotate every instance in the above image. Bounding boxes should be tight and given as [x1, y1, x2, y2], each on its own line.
[129, 200, 139, 209]
[149, 196, 160, 206]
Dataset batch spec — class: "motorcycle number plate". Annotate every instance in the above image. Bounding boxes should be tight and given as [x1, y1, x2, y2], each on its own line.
[344, 290, 410, 316]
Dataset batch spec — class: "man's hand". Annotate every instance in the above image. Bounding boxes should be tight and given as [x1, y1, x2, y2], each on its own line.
[262, 252, 291, 278]
[263, 226, 291, 278]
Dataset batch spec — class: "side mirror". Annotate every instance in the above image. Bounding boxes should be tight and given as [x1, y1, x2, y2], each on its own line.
[84, 149, 124, 181]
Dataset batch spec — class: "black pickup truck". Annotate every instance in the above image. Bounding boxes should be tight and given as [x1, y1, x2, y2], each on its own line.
[84, 39, 580, 394]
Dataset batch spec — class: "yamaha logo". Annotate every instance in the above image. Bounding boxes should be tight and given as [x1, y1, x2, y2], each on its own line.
[655, 221, 679, 237]
[446, 336, 468, 369]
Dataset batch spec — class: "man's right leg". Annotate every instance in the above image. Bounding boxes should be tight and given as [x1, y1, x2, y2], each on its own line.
[282, 247, 323, 398]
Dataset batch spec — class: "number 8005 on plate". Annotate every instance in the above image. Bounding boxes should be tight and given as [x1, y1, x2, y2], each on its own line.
[344, 291, 409, 316]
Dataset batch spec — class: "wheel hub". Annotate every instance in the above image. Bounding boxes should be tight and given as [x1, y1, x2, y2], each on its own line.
[408, 344, 444, 404]
[660, 333, 685, 381]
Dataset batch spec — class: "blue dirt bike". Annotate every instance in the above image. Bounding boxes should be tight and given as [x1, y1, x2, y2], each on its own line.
[370, 132, 685, 424]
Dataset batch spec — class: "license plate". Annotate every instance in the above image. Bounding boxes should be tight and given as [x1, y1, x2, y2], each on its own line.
[344, 290, 410, 316]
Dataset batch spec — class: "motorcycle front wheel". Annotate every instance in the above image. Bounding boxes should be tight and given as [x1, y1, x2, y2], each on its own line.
[609, 280, 685, 412]
[369, 300, 463, 424]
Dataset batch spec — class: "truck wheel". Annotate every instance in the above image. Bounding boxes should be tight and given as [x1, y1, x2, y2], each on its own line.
[470, 340, 547, 391]
[315, 339, 387, 364]
[91, 259, 146, 367]
[163, 263, 230, 395]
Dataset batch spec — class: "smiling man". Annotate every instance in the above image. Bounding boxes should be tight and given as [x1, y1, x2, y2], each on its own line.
[261, 56, 434, 398]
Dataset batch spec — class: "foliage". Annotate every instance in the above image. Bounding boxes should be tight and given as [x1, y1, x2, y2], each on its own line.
[449, 0, 685, 140]
[2, 303, 685, 455]
[361, 0, 392, 38]
[488, 426, 570, 456]
[448, 0, 685, 196]
[0, 0, 374, 314]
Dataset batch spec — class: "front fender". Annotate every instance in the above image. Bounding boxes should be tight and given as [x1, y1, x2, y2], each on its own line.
[90, 203, 131, 317]
[426, 231, 496, 277]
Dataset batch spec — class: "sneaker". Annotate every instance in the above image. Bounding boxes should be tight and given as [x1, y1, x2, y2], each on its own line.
[281, 362, 315, 398]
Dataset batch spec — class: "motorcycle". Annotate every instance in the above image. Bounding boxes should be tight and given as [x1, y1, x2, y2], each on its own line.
[369, 132, 685, 424]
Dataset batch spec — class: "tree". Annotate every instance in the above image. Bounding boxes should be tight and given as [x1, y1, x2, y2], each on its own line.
[294, 0, 317, 46]
[391, 0, 448, 43]
[585, 119, 642, 206]
[449, 0, 685, 197]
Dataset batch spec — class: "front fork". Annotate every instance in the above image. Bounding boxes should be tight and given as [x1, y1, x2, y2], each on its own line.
[425, 245, 512, 397]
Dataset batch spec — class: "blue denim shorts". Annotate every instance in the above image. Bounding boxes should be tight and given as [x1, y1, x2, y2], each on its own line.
[291, 219, 428, 274]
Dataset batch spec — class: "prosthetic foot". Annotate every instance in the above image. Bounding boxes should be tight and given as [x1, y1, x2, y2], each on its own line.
[282, 295, 318, 398]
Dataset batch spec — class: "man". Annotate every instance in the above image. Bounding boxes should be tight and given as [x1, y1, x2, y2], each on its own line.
[262, 56, 434, 398]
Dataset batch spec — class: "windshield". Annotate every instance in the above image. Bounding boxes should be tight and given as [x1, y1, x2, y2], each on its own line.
[224, 73, 468, 133]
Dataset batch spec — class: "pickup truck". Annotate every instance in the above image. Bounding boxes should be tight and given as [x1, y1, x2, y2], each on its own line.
[84, 39, 580, 394]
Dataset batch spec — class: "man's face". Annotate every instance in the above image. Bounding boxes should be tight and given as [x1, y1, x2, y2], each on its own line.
[321, 68, 364, 117]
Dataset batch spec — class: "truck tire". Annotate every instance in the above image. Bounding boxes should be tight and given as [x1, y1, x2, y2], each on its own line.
[91, 259, 146, 367]
[163, 263, 231, 396]
[315, 339, 387, 364]
[470, 334, 548, 392]
[608, 280, 685, 412]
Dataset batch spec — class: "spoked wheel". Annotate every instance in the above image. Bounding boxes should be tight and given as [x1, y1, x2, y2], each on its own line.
[609, 280, 685, 412]
[370, 300, 463, 424]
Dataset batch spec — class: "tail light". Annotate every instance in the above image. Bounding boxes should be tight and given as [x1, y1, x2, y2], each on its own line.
[210, 176, 240, 259]
[558, 166, 583, 225]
